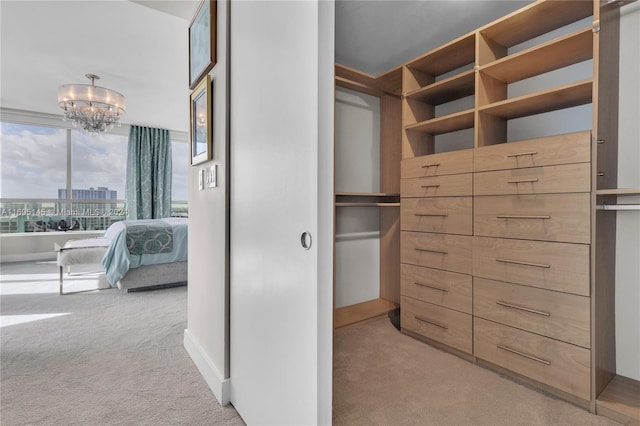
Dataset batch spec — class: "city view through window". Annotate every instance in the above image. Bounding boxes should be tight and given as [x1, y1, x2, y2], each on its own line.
[0, 122, 188, 233]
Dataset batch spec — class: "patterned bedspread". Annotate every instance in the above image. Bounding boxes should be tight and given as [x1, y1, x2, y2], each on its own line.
[101, 218, 188, 285]
[125, 220, 173, 255]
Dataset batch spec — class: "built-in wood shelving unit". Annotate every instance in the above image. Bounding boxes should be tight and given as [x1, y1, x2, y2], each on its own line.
[396, 1, 637, 423]
[334, 65, 402, 330]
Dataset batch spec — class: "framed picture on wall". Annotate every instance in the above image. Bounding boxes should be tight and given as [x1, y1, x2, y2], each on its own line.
[189, 0, 217, 90]
[190, 75, 213, 165]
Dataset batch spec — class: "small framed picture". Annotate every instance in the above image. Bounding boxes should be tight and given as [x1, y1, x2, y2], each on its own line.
[189, 0, 217, 89]
[190, 75, 212, 165]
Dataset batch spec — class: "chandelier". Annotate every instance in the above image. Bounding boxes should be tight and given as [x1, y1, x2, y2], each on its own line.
[57, 74, 126, 135]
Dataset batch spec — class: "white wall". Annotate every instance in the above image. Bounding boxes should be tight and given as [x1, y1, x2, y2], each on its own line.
[183, 0, 230, 405]
[335, 88, 381, 307]
[615, 1, 640, 381]
[335, 88, 380, 193]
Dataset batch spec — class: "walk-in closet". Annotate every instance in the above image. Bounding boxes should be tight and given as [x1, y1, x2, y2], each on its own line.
[332, 1, 639, 424]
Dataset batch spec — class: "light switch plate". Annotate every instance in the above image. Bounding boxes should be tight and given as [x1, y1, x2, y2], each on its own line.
[206, 164, 217, 188]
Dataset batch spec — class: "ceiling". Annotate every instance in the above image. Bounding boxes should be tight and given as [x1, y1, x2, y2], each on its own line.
[1, 1, 532, 134]
[335, 0, 531, 76]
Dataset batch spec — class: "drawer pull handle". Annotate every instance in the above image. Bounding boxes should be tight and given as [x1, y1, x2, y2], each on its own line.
[421, 163, 441, 168]
[496, 215, 551, 220]
[507, 151, 538, 158]
[495, 258, 550, 268]
[496, 300, 551, 317]
[415, 315, 448, 330]
[415, 281, 449, 292]
[415, 247, 448, 255]
[421, 184, 441, 188]
[507, 178, 539, 184]
[414, 213, 449, 217]
[497, 345, 551, 365]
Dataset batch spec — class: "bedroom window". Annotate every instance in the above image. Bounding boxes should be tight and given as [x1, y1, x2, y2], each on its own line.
[1, 119, 189, 234]
[70, 130, 128, 231]
[0, 122, 68, 233]
[171, 140, 188, 218]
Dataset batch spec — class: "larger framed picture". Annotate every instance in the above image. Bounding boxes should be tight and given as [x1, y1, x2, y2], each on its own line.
[189, 0, 217, 90]
[190, 75, 212, 165]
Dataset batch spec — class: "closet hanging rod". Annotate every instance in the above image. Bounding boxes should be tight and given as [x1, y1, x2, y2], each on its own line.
[596, 204, 640, 211]
[335, 76, 400, 99]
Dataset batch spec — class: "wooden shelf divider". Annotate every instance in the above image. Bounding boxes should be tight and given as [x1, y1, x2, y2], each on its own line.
[405, 109, 475, 135]
[406, 33, 476, 76]
[596, 188, 640, 196]
[335, 192, 400, 207]
[596, 375, 640, 425]
[479, 27, 593, 84]
[479, 79, 592, 120]
[334, 298, 399, 329]
[405, 70, 475, 104]
[478, 0, 593, 49]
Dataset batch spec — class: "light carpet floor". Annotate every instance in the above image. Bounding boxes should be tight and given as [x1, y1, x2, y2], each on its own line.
[2, 261, 622, 425]
[1, 261, 244, 426]
[333, 316, 619, 426]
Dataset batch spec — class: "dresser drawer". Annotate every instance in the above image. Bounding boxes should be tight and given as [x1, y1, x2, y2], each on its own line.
[474, 277, 590, 348]
[474, 131, 591, 172]
[473, 237, 589, 296]
[402, 296, 472, 354]
[474, 193, 590, 244]
[401, 197, 472, 235]
[401, 173, 472, 198]
[474, 318, 590, 400]
[402, 149, 473, 179]
[474, 163, 591, 196]
[402, 232, 472, 274]
[401, 264, 472, 314]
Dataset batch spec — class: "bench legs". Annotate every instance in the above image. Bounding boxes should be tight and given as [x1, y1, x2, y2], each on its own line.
[59, 265, 110, 295]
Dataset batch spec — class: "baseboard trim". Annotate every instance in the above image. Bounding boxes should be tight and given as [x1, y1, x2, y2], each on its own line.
[183, 329, 230, 406]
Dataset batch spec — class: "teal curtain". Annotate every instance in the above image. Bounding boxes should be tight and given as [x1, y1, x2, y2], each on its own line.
[125, 125, 172, 219]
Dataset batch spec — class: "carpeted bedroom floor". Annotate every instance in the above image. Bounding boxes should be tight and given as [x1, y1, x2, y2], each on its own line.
[0, 260, 243, 426]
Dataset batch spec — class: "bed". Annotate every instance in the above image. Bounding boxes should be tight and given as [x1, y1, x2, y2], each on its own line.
[56, 218, 188, 294]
